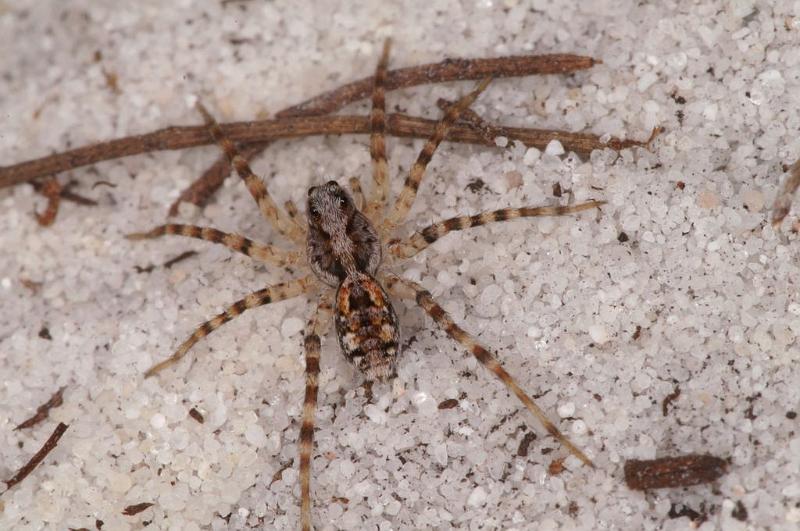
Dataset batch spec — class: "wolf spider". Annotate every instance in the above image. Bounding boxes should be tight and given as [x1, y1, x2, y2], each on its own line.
[129, 40, 603, 530]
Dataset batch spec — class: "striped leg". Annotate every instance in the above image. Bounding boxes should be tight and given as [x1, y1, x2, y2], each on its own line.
[348, 176, 366, 211]
[299, 294, 333, 531]
[384, 274, 593, 467]
[195, 103, 304, 245]
[381, 78, 492, 236]
[283, 200, 307, 239]
[389, 201, 605, 260]
[126, 223, 301, 267]
[144, 276, 315, 377]
[364, 39, 391, 223]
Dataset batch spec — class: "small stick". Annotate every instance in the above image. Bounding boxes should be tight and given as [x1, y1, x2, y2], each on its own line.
[34, 177, 62, 226]
[162, 250, 197, 269]
[661, 386, 681, 417]
[624, 454, 728, 490]
[32, 179, 99, 207]
[285, 54, 598, 118]
[122, 502, 154, 516]
[0, 114, 647, 192]
[3, 422, 69, 492]
[61, 183, 100, 206]
[14, 386, 66, 431]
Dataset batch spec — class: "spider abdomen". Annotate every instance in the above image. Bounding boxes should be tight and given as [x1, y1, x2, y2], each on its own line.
[334, 273, 400, 382]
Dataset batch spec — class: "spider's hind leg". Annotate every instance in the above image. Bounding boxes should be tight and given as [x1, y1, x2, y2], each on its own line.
[384, 274, 593, 467]
[299, 294, 333, 531]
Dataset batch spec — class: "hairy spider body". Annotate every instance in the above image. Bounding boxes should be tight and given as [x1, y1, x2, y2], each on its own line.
[306, 181, 400, 382]
[306, 181, 382, 285]
[307, 180, 400, 381]
[335, 272, 400, 381]
[130, 40, 604, 530]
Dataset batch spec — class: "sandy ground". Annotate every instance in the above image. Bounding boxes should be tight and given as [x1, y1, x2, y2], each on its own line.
[1, 1, 799, 530]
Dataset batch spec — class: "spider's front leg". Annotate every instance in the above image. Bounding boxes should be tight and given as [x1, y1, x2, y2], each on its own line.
[195, 102, 306, 245]
[380, 77, 492, 237]
[298, 295, 333, 531]
[348, 176, 366, 212]
[383, 273, 593, 467]
[388, 200, 605, 260]
[364, 39, 391, 224]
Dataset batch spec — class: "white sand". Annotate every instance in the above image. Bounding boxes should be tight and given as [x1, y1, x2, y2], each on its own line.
[1, 1, 799, 529]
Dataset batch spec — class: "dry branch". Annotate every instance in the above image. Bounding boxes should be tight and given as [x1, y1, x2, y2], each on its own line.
[0, 114, 645, 190]
[14, 386, 66, 431]
[3, 422, 68, 493]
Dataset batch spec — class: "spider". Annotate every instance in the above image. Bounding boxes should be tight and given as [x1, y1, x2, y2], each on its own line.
[128, 40, 604, 530]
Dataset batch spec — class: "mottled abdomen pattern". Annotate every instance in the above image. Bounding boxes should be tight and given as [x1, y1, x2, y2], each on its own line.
[335, 273, 399, 382]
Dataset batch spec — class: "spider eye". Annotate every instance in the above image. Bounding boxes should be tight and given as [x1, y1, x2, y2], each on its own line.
[333, 191, 347, 208]
[310, 206, 320, 217]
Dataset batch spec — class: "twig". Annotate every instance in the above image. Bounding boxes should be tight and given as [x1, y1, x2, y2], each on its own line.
[285, 54, 597, 117]
[624, 454, 728, 490]
[3, 422, 69, 493]
[122, 502, 155, 516]
[169, 53, 599, 215]
[163, 250, 197, 269]
[14, 386, 66, 431]
[661, 385, 681, 417]
[0, 114, 645, 192]
[772, 159, 800, 226]
[31, 179, 99, 207]
[61, 182, 100, 206]
[34, 177, 62, 226]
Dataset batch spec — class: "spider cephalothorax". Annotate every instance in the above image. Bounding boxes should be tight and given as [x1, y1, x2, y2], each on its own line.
[306, 180, 381, 286]
[306, 180, 399, 382]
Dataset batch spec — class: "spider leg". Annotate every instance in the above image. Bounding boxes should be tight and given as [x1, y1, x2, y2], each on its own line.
[144, 275, 315, 377]
[299, 294, 333, 531]
[348, 176, 366, 211]
[364, 39, 391, 223]
[127, 223, 301, 267]
[383, 274, 593, 467]
[195, 102, 305, 245]
[388, 201, 605, 260]
[283, 200, 307, 238]
[381, 77, 492, 237]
